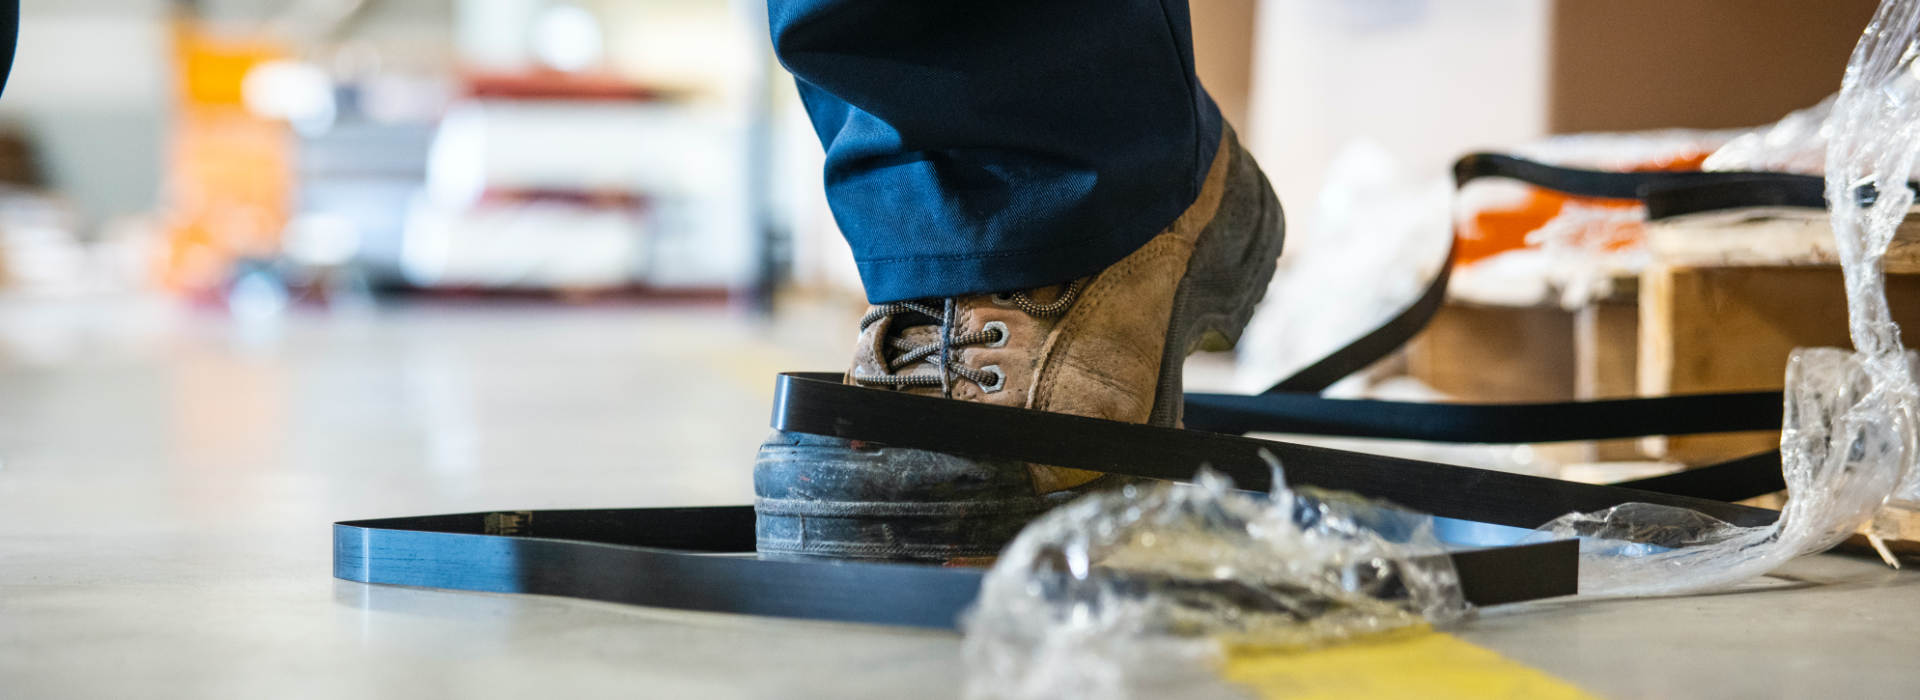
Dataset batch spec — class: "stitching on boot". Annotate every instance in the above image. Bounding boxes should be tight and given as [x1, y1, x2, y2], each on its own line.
[1031, 237, 1187, 415]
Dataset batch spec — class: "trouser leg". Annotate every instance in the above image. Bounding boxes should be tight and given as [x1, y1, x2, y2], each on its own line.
[770, 0, 1224, 303]
[0, 0, 16, 98]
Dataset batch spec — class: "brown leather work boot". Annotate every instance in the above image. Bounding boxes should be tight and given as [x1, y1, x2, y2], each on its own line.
[755, 126, 1285, 563]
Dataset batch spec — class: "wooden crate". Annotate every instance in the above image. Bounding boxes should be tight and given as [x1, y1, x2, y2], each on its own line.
[1640, 210, 1920, 465]
[1576, 296, 1644, 460]
[1406, 290, 1643, 463]
[1407, 302, 1575, 403]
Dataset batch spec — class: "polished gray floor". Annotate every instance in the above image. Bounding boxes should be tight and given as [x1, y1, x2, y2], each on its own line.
[0, 296, 1915, 699]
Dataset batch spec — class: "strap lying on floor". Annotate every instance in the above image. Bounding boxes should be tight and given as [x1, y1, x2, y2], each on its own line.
[1610, 450, 1786, 504]
[1182, 389, 1790, 503]
[333, 507, 1579, 629]
[334, 365, 1764, 631]
[774, 373, 1780, 530]
[334, 153, 1806, 630]
[1185, 391, 1782, 442]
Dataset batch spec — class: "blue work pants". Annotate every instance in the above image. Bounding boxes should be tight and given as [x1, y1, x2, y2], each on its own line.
[770, 0, 1225, 303]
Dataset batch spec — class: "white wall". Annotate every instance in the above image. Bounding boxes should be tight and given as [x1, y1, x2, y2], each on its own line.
[1231, 0, 1553, 390]
[1246, 0, 1551, 224]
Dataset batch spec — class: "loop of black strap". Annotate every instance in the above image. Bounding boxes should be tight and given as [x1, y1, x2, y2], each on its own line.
[333, 508, 1578, 629]
[335, 154, 1821, 630]
[1453, 153, 1809, 201]
[772, 373, 1780, 530]
[1285, 153, 1831, 398]
[1453, 151, 1913, 222]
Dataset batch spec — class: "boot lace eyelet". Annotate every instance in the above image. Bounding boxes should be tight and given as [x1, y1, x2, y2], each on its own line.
[982, 321, 1009, 348]
[977, 364, 1006, 393]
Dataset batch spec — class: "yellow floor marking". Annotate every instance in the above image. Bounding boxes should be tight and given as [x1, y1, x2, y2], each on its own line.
[1223, 629, 1602, 700]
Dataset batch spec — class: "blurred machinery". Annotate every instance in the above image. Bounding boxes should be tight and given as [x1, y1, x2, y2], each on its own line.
[402, 85, 750, 294]
[149, 0, 767, 312]
[161, 23, 294, 308]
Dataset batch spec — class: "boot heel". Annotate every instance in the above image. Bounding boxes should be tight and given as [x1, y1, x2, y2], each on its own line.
[1148, 129, 1287, 427]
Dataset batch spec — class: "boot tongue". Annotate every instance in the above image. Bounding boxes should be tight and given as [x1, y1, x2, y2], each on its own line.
[883, 307, 947, 390]
[889, 307, 942, 329]
[893, 325, 944, 357]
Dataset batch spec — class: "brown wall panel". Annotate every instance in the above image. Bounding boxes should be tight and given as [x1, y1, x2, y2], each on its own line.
[1191, 0, 1258, 131]
[1551, 0, 1879, 133]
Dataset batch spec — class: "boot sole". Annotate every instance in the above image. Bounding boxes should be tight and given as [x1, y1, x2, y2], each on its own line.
[756, 128, 1285, 563]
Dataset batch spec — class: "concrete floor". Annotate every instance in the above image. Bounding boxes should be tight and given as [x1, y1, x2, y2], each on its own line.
[0, 296, 1915, 699]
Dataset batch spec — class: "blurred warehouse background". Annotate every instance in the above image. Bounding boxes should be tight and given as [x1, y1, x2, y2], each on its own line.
[0, 0, 1882, 438]
[12, 3, 1920, 695]
[2, 0, 797, 312]
[0, 0, 1868, 312]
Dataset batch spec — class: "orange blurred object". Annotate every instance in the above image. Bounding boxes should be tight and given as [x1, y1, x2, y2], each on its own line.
[1454, 151, 1712, 267]
[158, 22, 293, 297]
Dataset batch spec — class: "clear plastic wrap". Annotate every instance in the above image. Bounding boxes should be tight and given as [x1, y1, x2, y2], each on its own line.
[960, 463, 1466, 700]
[1523, 201, 1651, 310]
[1827, 0, 1920, 507]
[1701, 95, 1835, 175]
[1524, 349, 1913, 595]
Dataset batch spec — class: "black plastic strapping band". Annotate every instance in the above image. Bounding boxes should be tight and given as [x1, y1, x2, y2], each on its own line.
[333, 508, 1579, 629]
[772, 373, 1778, 530]
[333, 153, 1822, 630]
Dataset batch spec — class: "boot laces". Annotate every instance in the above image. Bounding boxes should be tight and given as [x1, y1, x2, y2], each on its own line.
[850, 280, 1082, 395]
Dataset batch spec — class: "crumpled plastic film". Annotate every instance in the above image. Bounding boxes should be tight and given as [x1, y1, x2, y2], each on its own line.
[1524, 349, 1914, 595]
[1827, 0, 1920, 507]
[960, 464, 1466, 700]
[1518, 0, 1920, 594]
[1701, 95, 1835, 175]
[1523, 201, 1651, 310]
